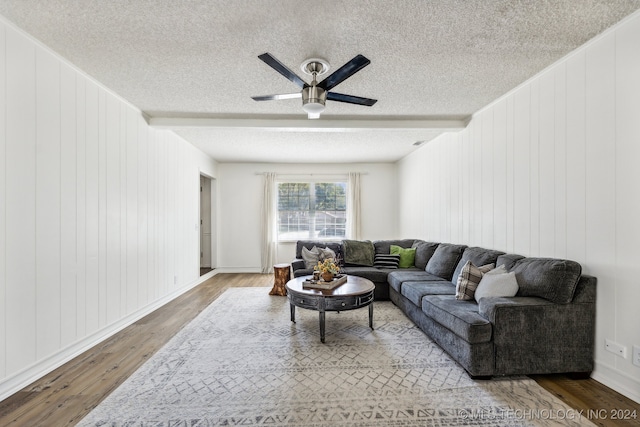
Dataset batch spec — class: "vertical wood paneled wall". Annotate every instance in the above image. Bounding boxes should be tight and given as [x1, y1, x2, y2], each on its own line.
[398, 13, 640, 402]
[0, 19, 217, 398]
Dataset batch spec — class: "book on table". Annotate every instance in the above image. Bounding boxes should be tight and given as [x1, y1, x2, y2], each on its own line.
[303, 274, 347, 290]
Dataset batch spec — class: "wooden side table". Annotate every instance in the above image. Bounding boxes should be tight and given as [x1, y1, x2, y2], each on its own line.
[270, 263, 290, 296]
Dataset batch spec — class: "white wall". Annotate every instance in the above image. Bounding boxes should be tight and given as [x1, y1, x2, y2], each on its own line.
[217, 162, 398, 270]
[0, 18, 218, 399]
[397, 12, 640, 403]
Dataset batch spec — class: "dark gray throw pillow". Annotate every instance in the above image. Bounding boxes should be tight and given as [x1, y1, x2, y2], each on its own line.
[412, 241, 439, 270]
[343, 239, 375, 266]
[425, 243, 467, 280]
[510, 258, 582, 304]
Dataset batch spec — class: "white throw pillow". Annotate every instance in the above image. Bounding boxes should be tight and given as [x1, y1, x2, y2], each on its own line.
[474, 271, 519, 302]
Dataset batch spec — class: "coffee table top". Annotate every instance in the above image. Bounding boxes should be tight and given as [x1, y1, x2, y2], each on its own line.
[286, 275, 374, 297]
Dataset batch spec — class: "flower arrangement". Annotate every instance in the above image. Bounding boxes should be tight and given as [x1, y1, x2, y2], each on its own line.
[314, 258, 340, 275]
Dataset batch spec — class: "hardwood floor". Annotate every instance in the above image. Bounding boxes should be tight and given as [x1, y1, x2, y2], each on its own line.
[0, 273, 637, 426]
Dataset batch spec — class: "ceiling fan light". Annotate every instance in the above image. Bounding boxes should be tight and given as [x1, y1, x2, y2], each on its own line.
[302, 101, 325, 114]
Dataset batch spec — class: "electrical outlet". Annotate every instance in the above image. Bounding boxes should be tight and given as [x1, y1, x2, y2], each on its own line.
[605, 339, 627, 358]
[633, 346, 640, 367]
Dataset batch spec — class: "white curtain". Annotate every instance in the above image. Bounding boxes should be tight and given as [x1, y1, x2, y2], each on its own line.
[347, 172, 362, 240]
[261, 172, 277, 273]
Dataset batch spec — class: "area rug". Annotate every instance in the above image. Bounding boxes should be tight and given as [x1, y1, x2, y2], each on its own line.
[78, 287, 593, 426]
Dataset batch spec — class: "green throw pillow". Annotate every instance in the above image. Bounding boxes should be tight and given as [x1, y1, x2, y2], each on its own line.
[343, 239, 375, 266]
[390, 245, 416, 268]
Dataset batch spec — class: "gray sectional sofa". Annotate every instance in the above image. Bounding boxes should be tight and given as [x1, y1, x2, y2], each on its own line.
[291, 239, 596, 378]
[292, 239, 421, 300]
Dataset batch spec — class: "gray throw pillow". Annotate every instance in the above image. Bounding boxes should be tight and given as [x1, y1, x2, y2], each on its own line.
[301, 246, 321, 269]
[318, 246, 336, 261]
[412, 241, 439, 270]
[425, 243, 466, 280]
[302, 246, 337, 269]
[343, 239, 375, 266]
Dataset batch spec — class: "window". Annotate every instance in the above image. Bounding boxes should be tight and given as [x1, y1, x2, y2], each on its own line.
[277, 181, 347, 241]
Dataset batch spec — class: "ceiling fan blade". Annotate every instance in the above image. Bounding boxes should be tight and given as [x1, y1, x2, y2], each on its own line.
[258, 53, 307, 88]
[252, 93, 302, 101]
[318, 54, 370, 91]
[327, 92, 377, 106]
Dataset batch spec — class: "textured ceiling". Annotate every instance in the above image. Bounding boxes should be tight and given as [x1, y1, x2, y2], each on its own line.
[1, 1, 639, 163]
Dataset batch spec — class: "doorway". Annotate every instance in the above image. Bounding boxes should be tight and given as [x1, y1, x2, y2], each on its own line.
[200, 175, 215, 275]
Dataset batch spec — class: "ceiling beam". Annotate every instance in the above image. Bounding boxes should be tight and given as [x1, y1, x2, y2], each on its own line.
[148, 117, 469, 132]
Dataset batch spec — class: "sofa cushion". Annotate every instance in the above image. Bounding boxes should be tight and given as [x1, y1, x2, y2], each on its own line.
[451, 247, 506, 285]
[388, 270, 446, 293]
[373, 239, 416, 255]
[296, 241, 344, 264]
[474, 271, 519, 302]
[422, 295, 492, 344]
[341, 266, 391, 283]
[509, 258, 582, 304]
[343, 240, 375, 266]
[425, 243, 467, 280]
[496, 253, 525, 270]
[293, 267, 314, 278]
[373, 253, 400, 269]
[412, 241, 439, 270]
[455, 262, 495, 300]
[390, 245, 416, 268]
[401, 281, 456, 306]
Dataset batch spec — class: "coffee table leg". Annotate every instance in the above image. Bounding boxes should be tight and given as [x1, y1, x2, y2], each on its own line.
[290, 303, 296, 323]
[318, 297, 326, 343]
[369, 303, 374, 330]
[319, 311, 325, 343]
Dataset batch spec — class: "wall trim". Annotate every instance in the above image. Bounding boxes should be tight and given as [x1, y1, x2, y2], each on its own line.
[592, 362, 640, 404]
[216, 267, 263, 274]
[0, 270, 218, 402]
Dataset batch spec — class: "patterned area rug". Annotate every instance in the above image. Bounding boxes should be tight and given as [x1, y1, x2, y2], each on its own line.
[79, 287, 593, 426]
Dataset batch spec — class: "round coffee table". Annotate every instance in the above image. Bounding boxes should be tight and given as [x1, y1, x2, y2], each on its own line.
[285, 275, 375, 343]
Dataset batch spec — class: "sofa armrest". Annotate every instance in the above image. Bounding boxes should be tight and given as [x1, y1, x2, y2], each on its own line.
[478, 296, 595, 375]
[292, 259, 306, 272]
[478, 296, 553, 322]
[573, 275, 597, 303]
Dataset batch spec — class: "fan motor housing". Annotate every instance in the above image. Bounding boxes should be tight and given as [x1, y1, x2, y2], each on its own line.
[302, 85, 326, 113]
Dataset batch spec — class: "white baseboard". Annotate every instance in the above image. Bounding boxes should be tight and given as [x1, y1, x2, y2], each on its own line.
[199, 269, 217, 281]
[592, 362, 640, 404]
[216, 267, 263, 273]
[0, 271, 218, 402]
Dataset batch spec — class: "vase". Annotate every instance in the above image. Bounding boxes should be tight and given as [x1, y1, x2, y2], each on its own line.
[321, 272, 334, 282]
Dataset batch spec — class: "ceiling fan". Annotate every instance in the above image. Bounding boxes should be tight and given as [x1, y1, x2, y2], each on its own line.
[251, 53, 377, 119]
